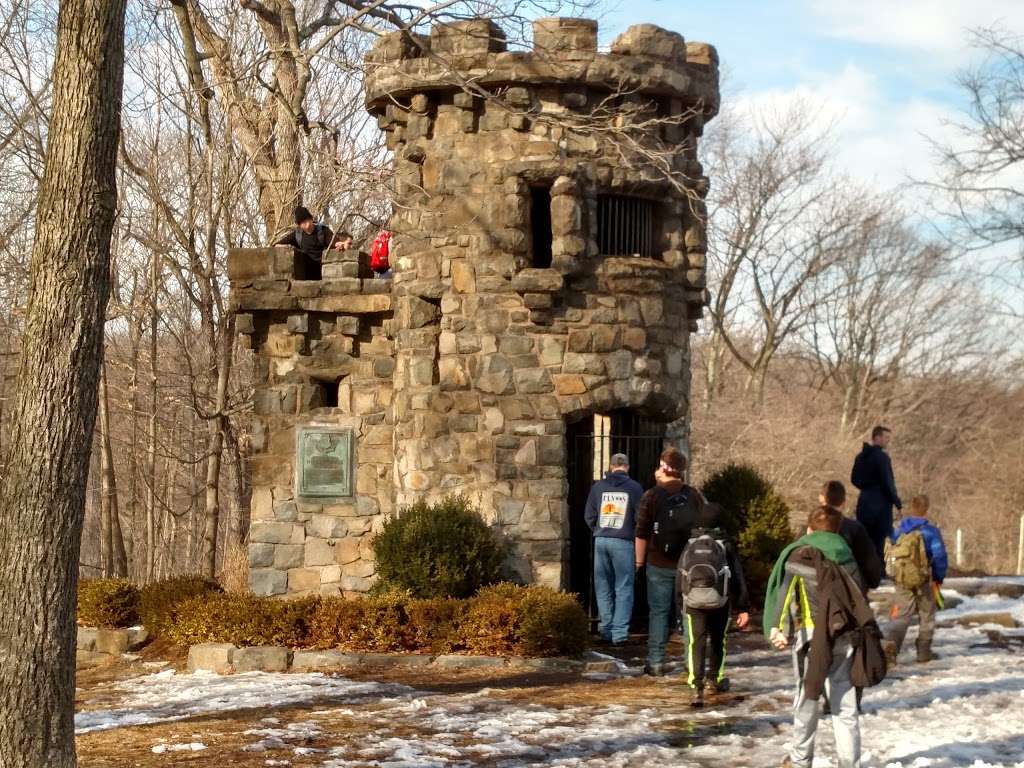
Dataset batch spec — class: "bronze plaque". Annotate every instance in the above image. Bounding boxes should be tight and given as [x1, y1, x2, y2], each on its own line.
[296, 426, 353, 498]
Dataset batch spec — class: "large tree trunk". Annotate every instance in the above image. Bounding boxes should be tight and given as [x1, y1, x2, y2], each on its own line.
[0, 0, 126, 763]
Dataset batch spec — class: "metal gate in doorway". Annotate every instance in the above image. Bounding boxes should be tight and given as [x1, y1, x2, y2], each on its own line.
[566, 411, 669, 628]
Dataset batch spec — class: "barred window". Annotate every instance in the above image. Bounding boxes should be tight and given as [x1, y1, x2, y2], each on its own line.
[597, 195, 655, 258]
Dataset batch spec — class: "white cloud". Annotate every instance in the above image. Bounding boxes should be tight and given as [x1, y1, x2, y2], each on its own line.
[808, 0, 1024, 61]
[728, 63, 956, 191]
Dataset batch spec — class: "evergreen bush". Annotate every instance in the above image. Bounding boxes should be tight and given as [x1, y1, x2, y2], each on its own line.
[139, 575, 221, 638]
[77, 578, 140, 629]
[163, 583, 589, 658]
[164, 593, 317, 647]
[372, 495, 506, 599]
[701, 462, 774, 537]
[702, 463, 795, 606]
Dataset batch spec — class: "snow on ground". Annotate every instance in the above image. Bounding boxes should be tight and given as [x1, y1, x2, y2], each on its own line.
[76, 593, 1024, 768]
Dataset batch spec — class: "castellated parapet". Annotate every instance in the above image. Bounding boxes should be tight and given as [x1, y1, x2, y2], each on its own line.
[227, 17, 719, 597]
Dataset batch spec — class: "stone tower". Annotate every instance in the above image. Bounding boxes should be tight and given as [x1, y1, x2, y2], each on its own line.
[228, 17, 719, 597]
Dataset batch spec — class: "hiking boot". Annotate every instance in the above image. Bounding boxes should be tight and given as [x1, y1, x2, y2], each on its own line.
[643, 663, 665, 677]
[710, 677, 730, 693]
[916, 650, 939, 663]
[883, 640, 899, 665]
[688, 683, 705, 708]
[780, 758, 794, 768]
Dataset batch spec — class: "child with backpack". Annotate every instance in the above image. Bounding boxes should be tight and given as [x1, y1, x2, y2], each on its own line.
[886, 494, 947, 663]
[764, 505, 873, 768]
[635, 447, 705, 676]
[678, 502, 750, 706]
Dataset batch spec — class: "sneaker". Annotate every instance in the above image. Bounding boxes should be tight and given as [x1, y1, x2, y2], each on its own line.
[643, 663, 665, 677]
[688, 684, 705, 708]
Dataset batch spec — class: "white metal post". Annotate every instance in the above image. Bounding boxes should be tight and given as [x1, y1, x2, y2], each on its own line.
[956, 528, 964, 569]
[1017, 515, 1024, 577]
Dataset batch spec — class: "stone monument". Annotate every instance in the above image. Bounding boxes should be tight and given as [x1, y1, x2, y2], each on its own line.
[227, 17, 719, 597]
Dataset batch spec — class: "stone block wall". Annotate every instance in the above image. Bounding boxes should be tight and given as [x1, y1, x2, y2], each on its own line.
[229, 16, 719, 596]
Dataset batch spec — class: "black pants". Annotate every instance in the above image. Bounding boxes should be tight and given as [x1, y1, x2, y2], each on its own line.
[859, 515, 892, 573]
[685, 605, 730, 688]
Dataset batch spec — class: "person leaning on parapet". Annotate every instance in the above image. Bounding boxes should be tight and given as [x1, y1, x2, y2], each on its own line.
[764, 506, 869, 768]
[275, 206, 345, 262]
[584, 452, 644, 647]
[634, 446, 705, 677]
[821, 480, 882, 592]
[851, 425, 902, 569]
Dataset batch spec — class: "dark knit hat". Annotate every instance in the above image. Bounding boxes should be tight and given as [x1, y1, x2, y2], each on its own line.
[294, 205, 314, 225]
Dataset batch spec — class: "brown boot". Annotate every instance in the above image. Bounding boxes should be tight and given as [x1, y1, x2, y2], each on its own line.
[688, 683, 705, 708]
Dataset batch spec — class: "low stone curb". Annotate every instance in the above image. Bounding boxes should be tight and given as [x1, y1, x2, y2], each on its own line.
[188, 642, 584, 674]
[77, 626, 149, 659]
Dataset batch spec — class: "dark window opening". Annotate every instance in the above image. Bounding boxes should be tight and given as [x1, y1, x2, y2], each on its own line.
[530, 185, 553, 268]
[598, 194, 655, 258]
[315, 378, 339, 408]
[293, 252, 323, 281]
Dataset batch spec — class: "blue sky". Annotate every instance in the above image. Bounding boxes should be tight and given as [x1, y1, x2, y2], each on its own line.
[596, 0, 1024, 190]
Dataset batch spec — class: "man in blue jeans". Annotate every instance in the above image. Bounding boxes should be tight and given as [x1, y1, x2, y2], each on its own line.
[584, 453, 644, 645]
[635, 447, 704, 675]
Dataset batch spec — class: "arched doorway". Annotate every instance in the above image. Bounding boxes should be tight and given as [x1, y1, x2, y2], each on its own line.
[566, 410, 668, 627]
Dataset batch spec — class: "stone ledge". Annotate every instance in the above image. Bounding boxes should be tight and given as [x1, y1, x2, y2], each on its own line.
[187, 642, 583, 674]
[77, 626, 149, 656]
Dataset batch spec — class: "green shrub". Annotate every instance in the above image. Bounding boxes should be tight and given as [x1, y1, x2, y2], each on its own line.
[139, 575, 221, 638]
[77, 579, 140, 629]
[372, 495, 506, 599]
[702, 463, 774, 537]
[405, 597, 464, 654]
[703, 463, 795, 607]
[164, 593, 317, 647]
[515, 586, 588, 658]
[738, 492, 794, 603]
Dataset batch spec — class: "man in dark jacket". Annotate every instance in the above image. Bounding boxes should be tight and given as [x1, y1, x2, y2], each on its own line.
[584, 453, 643, 645]
[821, 480, 882, 591]
[851, 425, 902, 566]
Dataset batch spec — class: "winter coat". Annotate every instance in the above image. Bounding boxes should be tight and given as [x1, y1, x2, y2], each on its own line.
[584, 470, 644, 541]
[892, 516, 949, 583]
[851, 443, 902, 524]
[276, 223, 335, 260]
[838, 515, 883, 590]
[762, 532, 860, 641]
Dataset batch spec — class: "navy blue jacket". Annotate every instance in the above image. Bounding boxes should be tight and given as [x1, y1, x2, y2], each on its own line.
[851, 443, 901, 524]
[584, 471, 643, 540]
[892, 517, 948, 583]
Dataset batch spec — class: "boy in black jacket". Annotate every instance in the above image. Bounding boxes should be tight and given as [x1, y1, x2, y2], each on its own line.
[679, 503, 750, 706]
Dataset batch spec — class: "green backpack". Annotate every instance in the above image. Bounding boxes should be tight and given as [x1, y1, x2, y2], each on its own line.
[885, 530, 930, 589]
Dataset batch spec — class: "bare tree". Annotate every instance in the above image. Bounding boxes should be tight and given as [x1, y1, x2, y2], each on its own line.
[804, 207, 995, 432]
[0, 0, 126, 764]
[703, 102, 865, 404]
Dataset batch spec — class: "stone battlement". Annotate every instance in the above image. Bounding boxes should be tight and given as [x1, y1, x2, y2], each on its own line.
[365, 17, 719, 120]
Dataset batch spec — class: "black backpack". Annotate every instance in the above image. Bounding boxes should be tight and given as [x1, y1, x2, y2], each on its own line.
[651, 487, 698, 562]
[677, 527, 731, 609]
[295, 224, 329, 252]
